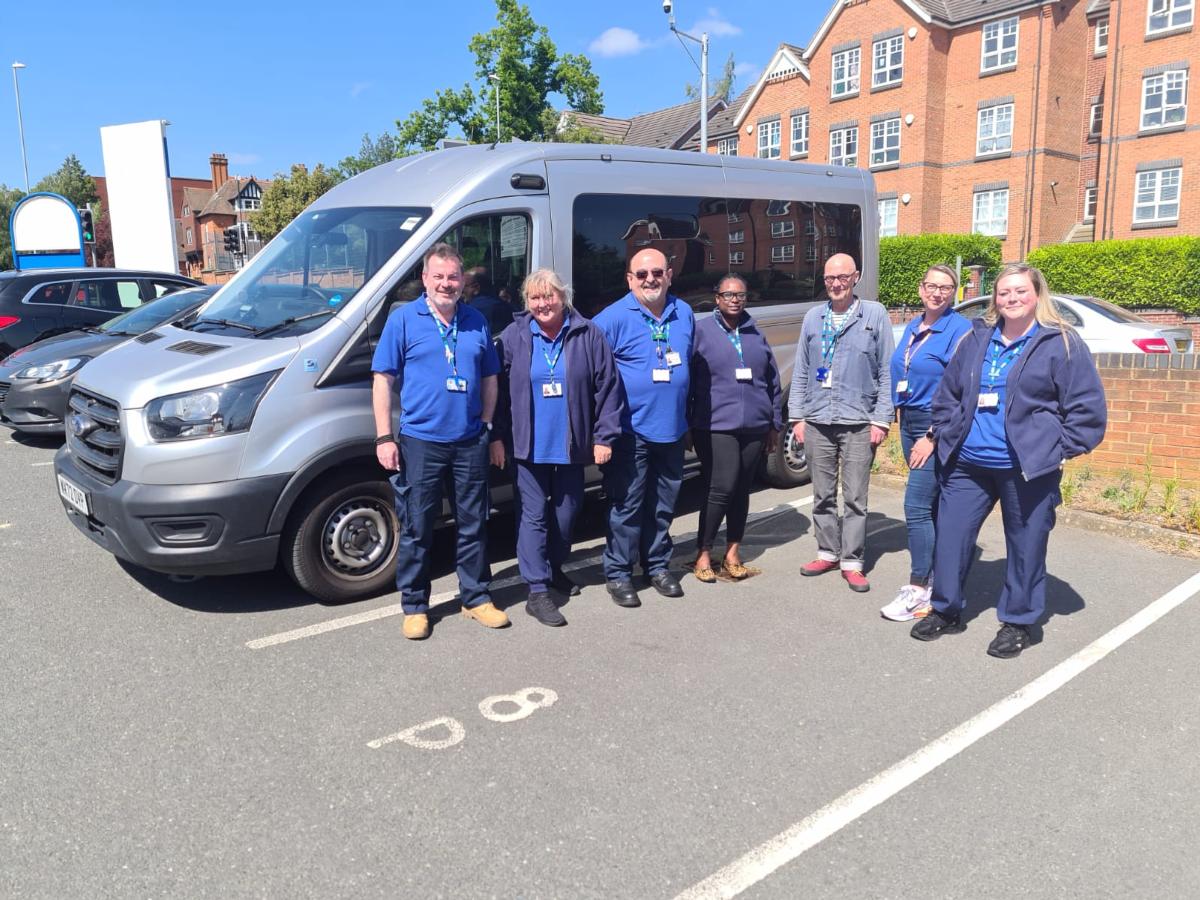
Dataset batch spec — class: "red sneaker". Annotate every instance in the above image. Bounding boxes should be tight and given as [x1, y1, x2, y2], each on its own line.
[800, 558, 839, 577]
[841, 570, 870, 593]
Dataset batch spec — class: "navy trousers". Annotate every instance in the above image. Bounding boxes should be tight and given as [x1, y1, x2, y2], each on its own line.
[514, 460, 584, 593]
[930, 461, 1061, 626]
[601, 433, 685, 580]
[393, 432, 492, 614]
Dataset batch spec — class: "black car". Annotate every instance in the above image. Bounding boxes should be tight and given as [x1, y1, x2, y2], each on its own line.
[0, 285, 216, 436]
[0, 267, 201, 359]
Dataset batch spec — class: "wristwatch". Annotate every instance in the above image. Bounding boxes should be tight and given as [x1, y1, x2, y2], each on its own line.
[924, 429, 935, 441]
[483, 421, 494, 433]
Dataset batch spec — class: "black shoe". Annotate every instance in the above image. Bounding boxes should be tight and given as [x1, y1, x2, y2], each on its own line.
[649, 570, 684, 598]
[910, 610, 965, 642]
[526, 591, 567, 627]
[550, 569, 582, 597]
[987, 623, 1030, 659]
[606, 580, 641, 608]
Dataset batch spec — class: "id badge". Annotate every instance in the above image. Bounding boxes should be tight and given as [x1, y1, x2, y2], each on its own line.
[665, 351, 683, 368]
[896, 379, 909, 394]
[542, 382, 563, 398]
[652, 368, 671, 383]
[977, 392, 999, 408]
[735, 367, 753, 382]
[446, 376, 468, 393]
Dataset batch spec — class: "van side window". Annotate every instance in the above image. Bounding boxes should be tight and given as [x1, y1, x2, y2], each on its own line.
[572, 194, 862, 317]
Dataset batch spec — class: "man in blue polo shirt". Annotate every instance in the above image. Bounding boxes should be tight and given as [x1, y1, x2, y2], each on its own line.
[372, 242, 508, 641]
[594, 248, 695, 608]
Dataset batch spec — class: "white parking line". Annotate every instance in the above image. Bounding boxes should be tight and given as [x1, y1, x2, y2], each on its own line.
[245, 493, 815, 650]
[674, 568, 1200, 900]
[31, 461, 54, 467]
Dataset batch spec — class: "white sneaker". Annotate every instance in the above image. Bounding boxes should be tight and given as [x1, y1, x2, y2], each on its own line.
[880, 585, 933, 622]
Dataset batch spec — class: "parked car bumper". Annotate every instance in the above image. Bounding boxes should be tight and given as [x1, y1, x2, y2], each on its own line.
[0, 375, 72, 434]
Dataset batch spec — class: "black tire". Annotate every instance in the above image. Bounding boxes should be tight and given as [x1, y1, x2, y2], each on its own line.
[762, 388, 810, 488]
[281, 469, 399, 603]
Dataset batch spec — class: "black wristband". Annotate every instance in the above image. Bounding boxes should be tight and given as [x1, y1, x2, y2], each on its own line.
[375, 435, 396, 446]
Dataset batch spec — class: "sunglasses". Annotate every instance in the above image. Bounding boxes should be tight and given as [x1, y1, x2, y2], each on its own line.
[630, 268, 665, 280]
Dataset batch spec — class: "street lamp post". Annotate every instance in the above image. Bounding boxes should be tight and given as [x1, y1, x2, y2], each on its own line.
[663, 2, 708, 152]
[488, 72, 501, 143]
[11, 61, 30, 193]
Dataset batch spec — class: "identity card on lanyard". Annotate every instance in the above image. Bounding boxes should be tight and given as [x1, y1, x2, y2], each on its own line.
[979, 338, 1025, 408]
[541, 332, 565, 398]
[817, 302, 853, 389]
[429, 300, 467, 392]
[724, 318, 753, 382]
[896, 326, 932, 396]
[645, 312, 679, 383]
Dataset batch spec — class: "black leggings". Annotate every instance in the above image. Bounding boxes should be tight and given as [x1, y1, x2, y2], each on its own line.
[694, 430, 766, 552]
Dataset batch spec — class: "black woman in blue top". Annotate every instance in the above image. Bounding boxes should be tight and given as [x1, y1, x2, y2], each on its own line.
[879, 265, 971, 623]
[687, 275, 783, 582]
[912, 264, 1107, 659]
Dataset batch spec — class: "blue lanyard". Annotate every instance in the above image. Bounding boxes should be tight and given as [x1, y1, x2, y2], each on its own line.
[539, 326, 566, 380]
[985, 338, 1025, 390]
[428, 299, 459, 376]
[643, 312, 672, 369]
[903, 325, 933, 375]
[820, 302, 854, 366]
[719, 317, 745, 366]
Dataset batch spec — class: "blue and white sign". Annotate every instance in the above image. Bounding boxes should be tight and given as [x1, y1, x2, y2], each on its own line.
[9, 192, 86, 270]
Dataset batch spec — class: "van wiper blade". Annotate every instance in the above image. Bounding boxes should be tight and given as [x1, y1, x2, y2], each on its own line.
[190, 317, 259, 333]
[252, 309, 336, 338]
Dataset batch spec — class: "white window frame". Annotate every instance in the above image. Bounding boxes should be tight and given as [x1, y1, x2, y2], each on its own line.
[1089, 102, 1104, 136]
[771, 220, 795, 238]
[727, 212, 742, 224]
[804, 219, 817, 236]
[729, 229, 745, 244]
[878, 198, 898, 237]
[981, 16, 1019, 72]
[831, 46, 861, 97]
[770, 244, 795, 263]
[829, 126, 859, 167]
[1084, 187, 1097, 222]
[716, 136, 737, 156]
[1134, 168, 1181, 223]
[973, 189, 1009, 236]
[1147, 0, 1193, 35]
[869, 117, 901, 167]
[1141, 70, 1189, 130]
[757, 120, 781, 159]
[872, 35, 904, 88]
[805, 243, 817, 262]
[185, 226, 193, 245]
[790, 112, 809, 156]
[1095, 18, 1109, 53]
[729, 250, 745, 265]
[977, 103, 1014, 155]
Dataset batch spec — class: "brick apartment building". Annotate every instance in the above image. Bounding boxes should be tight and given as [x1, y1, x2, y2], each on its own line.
[708, 0, 1196, 260]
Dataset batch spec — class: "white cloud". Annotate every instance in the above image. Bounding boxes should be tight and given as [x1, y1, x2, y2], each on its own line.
[227, 152, 260, 166]
[694, 7, 741, 37]
[350, 81, 372, 99]
[733, 61, 759, 79]
[589, 26, 651, 58]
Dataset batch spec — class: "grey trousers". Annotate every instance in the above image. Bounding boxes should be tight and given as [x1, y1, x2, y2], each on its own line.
[804, 422, 874, 571]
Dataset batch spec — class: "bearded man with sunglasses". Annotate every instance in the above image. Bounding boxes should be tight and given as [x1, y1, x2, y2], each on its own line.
[593, 249, 695, 608]
[789, 253, 894, 593]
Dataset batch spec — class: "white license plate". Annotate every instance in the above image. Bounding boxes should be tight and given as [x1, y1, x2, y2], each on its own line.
[57, 473, 90, 516]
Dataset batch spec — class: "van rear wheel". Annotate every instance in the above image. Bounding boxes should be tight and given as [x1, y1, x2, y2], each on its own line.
[282, 471, 399, 603]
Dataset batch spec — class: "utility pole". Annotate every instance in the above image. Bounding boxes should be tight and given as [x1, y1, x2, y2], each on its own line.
[664, 2, 709, 151]
[11, 62, 30, 192]
[488, 72, 501, 143]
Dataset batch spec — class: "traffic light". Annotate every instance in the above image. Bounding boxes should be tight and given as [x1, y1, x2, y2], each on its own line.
[223, 226, 241, 254]
[80, 208, 95, 243]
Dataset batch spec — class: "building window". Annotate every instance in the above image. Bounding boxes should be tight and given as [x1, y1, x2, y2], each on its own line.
[973, 189, 1009, 236]
[770, 244, 795, 263]
[831, 47, 861, 97]
[729, 229, 745, 244]
[1141, 71, 1188, 130]
[727, 212, 742, 223]
[981, 16, 1019, 72]
[790, 112, 809, 156]
[716, 136, 737, 156]
[869, 118, 901, 167]
[1134, 168, 1181, 223]
[758, 120, 781, 159]
[805, 243, 817, 262]
[182, 204, 190, 216]
[872, 35, 904, 87]
[1089, 102, 1104, 136]
[1147, 0, 1193, 35]
[1095, 18, 1109, 53]
[1084, 187, 1097, 221]
[729, 250, 745, 265]
[829, 126, 859, 167]
[185, 226, 193, 245]
[878, 198, 898, 237]
[771, 220, 796, 238]
[804, 219, 817, 236]
[977, 103, 1014, 155]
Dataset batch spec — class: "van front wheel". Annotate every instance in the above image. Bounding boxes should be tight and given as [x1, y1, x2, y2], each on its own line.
[282, 472, 399, 603]
[763, 422, 810, 488]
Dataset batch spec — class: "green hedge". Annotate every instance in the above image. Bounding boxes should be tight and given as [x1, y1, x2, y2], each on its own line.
[878, 234, 1002, 308]
[1026, 237, 1200, 315]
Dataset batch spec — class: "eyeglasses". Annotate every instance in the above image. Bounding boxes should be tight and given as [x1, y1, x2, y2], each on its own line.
[823, 274, 856, 285]
[920, 282, 956, 295]
[716, 291, 748, 301]
[630, 268, 665, 280]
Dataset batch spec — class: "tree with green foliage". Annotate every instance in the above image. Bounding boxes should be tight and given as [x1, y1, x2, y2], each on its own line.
[0, 184, 25, 270]
[685, 53, 737, 104]
[336, 132, 404, 180]
[249, 164, 343, 242]
[33, 154, 99, 209]
[878, 234, 1003, 308]
[396, 0, 603, 150]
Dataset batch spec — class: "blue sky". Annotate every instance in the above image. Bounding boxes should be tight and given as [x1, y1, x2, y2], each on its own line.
[1, 1, 826, 188]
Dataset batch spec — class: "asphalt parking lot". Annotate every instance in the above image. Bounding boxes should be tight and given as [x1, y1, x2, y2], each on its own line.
[3, 431, 1198, 899]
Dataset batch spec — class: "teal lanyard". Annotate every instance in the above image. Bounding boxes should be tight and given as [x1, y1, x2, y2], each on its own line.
[985, 339, 1025, 390]
[643, 312, 672, 368]
[720, 318, 745, 366]
[820, 303, 854, 367]
[540, 330, 565, 380]
[428, 300, 459, 376]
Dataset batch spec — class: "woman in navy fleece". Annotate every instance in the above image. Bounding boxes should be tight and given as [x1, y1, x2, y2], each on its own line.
[911, 264, 1106, 658]
[688, 275, 783, 583]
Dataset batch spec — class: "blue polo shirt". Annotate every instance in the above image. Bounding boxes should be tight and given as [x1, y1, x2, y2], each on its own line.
[890, 310, 972, 410]
[530, 315, 570, 464]
[959, 324, 1039, 469]
[594, 293, 694, 443]
[371, 295, 500, 442]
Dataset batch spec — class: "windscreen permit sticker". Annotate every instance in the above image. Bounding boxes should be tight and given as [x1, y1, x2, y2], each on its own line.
[400, 216, 421, 231]
[304, 359, 319, 373]
[328, 294, 343, 306]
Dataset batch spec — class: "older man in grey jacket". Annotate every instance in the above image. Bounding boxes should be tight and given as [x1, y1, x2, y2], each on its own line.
[789, 253, 894, 593]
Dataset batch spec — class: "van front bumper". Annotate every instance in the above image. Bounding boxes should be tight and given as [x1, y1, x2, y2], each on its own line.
[54, 447, 288, 576]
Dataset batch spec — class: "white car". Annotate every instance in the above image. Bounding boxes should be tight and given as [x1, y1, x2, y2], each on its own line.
[893, 294, 1193, 354]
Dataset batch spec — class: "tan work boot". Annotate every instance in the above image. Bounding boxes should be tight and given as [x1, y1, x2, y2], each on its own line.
[461, 601, 510, 629]
[402, 613, 430, 640]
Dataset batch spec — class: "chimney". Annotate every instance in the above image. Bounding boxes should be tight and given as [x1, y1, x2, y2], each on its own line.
[210, 153, 229, 189]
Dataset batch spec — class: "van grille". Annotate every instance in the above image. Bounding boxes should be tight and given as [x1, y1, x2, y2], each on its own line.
[66, 389, 123, 485]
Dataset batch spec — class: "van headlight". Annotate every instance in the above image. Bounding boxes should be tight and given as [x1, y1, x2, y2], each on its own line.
[15, 357, 88, 382]
[145, 370, 279, 441]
